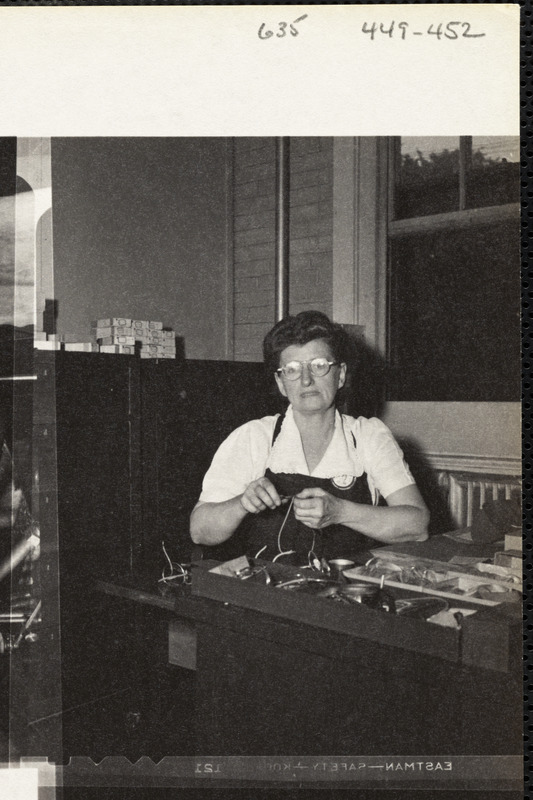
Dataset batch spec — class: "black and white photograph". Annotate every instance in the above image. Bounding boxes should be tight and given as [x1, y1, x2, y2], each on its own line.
[0, 5, 522, 799]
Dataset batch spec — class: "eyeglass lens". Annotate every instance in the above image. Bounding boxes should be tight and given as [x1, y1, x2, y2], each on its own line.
[281, 358, 333, 380]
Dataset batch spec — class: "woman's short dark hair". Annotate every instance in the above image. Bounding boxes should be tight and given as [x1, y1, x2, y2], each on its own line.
[262, 311, 348, 375]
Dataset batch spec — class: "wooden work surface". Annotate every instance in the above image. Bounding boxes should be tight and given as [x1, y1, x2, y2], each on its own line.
[95, 533, 522, 758]
[95, 531, 521, 679]
[378, 530, 507, 562]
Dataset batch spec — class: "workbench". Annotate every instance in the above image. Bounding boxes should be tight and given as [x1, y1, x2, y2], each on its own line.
[95, 533, 522, 759]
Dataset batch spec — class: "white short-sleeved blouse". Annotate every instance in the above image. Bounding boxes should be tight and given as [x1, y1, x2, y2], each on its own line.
[199, 405, 414, 505]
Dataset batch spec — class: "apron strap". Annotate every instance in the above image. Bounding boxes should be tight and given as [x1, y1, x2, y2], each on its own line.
[271, 412, 284, 446]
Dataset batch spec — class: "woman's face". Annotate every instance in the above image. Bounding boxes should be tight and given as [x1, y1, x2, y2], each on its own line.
[274, 338, 346, 416]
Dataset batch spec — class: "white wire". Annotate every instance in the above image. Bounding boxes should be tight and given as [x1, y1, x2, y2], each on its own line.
[158, 573, 186, 583]
[160, 541, 191, 585]
[273, 550, 296, 562]
[307, 530, 318, 568]
[162, 541, 173, 571]
[275, 496, 318, 565]
[277, 496, 295, 554]
[255, 493, 319, 565]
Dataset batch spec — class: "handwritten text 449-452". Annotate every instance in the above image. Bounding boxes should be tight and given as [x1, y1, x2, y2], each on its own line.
[362, 21, 486, 40]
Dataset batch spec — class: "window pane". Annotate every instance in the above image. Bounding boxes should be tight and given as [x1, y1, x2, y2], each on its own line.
[388, 220, 520, 401]
[394, 137, 460, 219]
[466, 136, 520, 209]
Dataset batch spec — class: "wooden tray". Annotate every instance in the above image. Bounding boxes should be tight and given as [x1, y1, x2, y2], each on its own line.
[342, 550, 521, 608]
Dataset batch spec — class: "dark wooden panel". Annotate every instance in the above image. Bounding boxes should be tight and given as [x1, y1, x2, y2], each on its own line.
[194, 602, 522, 757]
[36, 353, 279, 580]
[53, 352, 141, 585]
[28, 352, 283, 758]
[140, 358, 277, 567]
[195, 624, 458, 756]
[91, 576, 522, 762]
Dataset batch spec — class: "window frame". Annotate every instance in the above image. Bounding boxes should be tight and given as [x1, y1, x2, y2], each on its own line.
[387, 136, 519, 236]
[385, 135, 520, 402]
[332, 135, 520, 382]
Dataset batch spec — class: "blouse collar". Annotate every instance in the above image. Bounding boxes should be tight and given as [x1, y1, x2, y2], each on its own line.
[266, 405, 364, 478]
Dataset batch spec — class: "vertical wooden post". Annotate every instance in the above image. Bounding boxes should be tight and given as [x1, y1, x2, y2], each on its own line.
[275, 137, 290, 322]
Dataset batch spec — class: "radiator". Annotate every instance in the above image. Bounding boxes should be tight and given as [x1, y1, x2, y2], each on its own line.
[438, 471, 521, 529]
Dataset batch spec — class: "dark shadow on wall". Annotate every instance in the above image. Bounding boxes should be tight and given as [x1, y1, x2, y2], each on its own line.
[342, 332, 387, 421]
[397, 438, 456, 536]
[341, 332, 454, 536]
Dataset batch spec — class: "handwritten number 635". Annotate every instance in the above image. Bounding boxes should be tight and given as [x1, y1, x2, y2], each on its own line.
[259, 15, 308, 40]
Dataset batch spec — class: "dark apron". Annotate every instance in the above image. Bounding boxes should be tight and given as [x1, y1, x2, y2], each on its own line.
[244, 413, 375, 564]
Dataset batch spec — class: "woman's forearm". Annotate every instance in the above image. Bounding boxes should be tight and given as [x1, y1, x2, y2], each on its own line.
[336, 500, 429, 543]
[191, 477, 283, 546]
[190, 497, 248, 545]
[293, 485, 429, 544]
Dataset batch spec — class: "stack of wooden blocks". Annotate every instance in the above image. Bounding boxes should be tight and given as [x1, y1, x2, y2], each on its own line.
[33, 318, 177, 359]
[92, 318, 176, 358]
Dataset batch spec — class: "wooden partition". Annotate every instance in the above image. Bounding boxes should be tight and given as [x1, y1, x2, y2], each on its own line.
[12, 350, 275, 761]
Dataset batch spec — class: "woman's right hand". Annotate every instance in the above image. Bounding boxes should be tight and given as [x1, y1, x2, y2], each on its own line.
[240, 477, 282, 514]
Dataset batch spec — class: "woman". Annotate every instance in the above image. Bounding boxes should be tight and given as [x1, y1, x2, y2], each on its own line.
[190, 311, 428, 563]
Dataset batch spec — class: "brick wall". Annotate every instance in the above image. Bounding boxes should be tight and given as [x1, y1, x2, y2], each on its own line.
[233, 137, 334, 362]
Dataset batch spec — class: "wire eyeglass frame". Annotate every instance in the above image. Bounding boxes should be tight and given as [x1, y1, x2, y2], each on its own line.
[276, 358, 340, 381]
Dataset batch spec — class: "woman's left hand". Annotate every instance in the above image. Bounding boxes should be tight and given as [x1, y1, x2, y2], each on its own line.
[293, 487, 342, 529]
